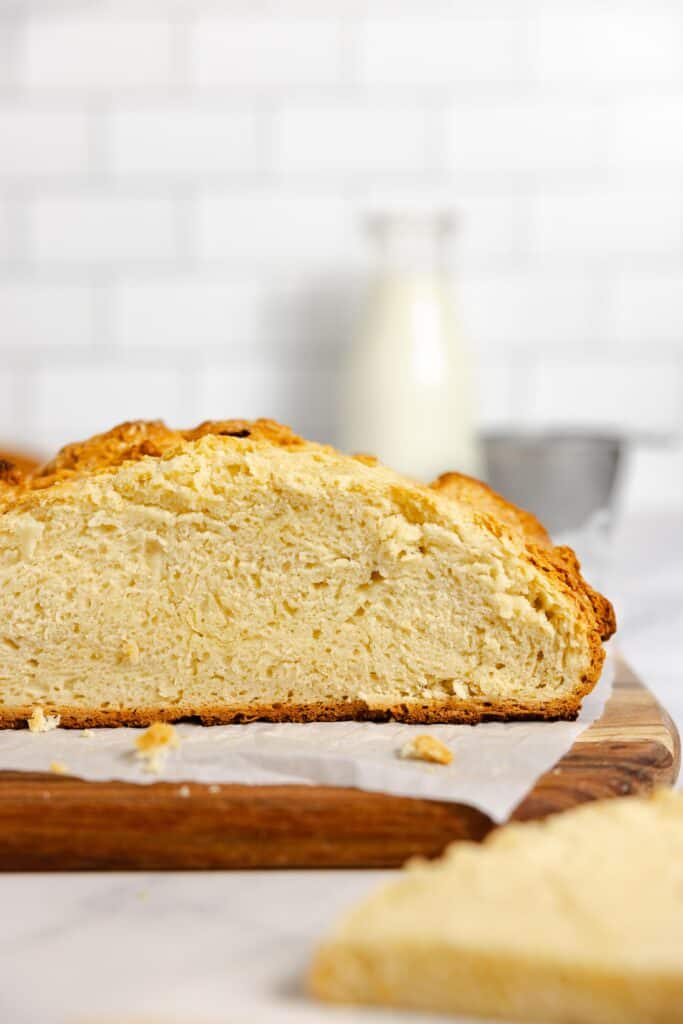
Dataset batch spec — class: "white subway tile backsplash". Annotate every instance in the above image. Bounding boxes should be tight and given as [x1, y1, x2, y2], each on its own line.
[197, 361, 337, 442]
[110, 106, 263, 177]
[197, 188, 533, 277]
[0, 371, 22, 447]
[533, 189, 683, 262]
[27, 195, 179, 265]
[529, 359, 681, 436]
[196, 360, 285, 421]
[447, 101, 609, 174]
[455, 193, 533, 262]
[30, 364, 186, 454]
[0, 0, 681, 505]
[623, 441, 683, 510]
[475, 361, 516, 430]
[0, 283, 93, 349]
[610, 271, 683, 348]
[192, 16, 343, 87]
[22, 15, 174, 90]
[360, 14, 529, 85]
[27, 191, 179, 264]
[113, 278, 270, 349]
[355, 187, 533, 263]
[460, 272, 603, 350]
[0, 200, 10, 263]
[197, 192, 361, 272]
[0, 18, 19, 92]
[611, 97, 683, 168]
[0, 109, 90, 178]
[537, 10, 683, 83]
[276, 104, 432, 174]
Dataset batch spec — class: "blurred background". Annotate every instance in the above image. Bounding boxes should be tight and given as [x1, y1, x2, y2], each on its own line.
[0, 0, 681, 508]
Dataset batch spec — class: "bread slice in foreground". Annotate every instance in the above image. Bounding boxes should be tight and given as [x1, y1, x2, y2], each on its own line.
[0, 418, 614, 728]
[310, 790, 683, 1024]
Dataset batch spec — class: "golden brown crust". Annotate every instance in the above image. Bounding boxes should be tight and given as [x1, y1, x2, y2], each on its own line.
[430, 472, 552, 548]
[21, 418, 304, 492]
[0, 420, 308, 517]
[0, 449, 40, 474]
[183, 418, 303, 448]
[0, 458, 25, 488]
[0, 694, 582, 730]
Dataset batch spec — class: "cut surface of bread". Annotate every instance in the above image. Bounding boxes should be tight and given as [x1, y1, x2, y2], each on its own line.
[0, 419, 614, 727]
[310, 789, 683, 1024]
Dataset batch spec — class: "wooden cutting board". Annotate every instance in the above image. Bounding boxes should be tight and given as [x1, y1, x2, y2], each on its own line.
[0, 655, 678, 871]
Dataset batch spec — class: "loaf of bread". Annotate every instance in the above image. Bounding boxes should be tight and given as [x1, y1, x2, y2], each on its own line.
[310, 789, 683, 1023]
[0, 418, 614, 728]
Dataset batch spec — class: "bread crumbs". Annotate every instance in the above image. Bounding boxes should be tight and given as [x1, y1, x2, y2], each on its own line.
[135, 721, 180, 775]
[399, 734, 453, 766]
[27, 706, 60, 733]
[49, 760, 69, 775]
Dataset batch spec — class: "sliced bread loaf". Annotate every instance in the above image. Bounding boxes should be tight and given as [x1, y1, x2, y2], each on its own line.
[0, 419, 614, 727]
[311, 789, 683, 1024]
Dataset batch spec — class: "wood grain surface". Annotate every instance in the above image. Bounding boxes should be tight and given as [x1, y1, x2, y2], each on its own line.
[0, 656, 678, 871]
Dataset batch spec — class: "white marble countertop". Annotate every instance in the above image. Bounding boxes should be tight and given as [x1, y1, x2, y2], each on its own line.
[1, 509, 681, 1024]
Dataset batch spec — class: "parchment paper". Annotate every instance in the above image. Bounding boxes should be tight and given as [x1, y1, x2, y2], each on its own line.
[0, 650, 614, 823]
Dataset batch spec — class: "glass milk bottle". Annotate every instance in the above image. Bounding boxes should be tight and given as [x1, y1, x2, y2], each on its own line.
[340, 212, 482, 481]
